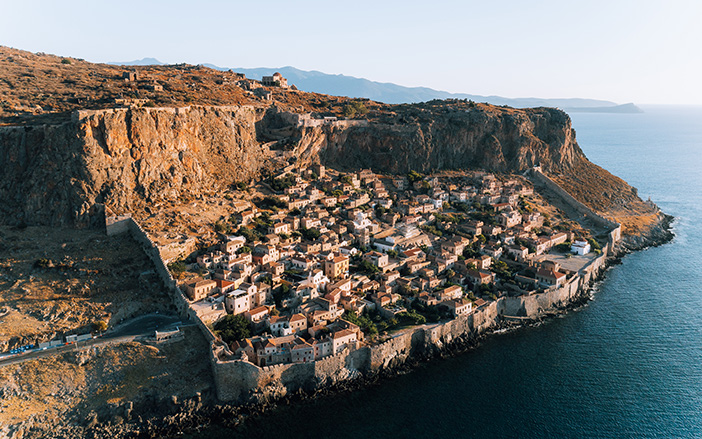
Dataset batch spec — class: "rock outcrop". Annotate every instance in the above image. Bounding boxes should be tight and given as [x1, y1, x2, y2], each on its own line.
[308, 105, 582, 174]
[0, 106, 268, 226]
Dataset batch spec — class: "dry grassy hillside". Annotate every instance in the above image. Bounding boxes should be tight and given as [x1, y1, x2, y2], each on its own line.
[0, 46, 384, 125]
[0, 226, 173, 351]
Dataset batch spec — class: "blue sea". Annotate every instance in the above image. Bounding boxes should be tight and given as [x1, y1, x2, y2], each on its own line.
[197, 106, 702, 438]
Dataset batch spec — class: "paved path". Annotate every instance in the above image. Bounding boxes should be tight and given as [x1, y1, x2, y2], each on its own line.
[0, 313, 194, 367]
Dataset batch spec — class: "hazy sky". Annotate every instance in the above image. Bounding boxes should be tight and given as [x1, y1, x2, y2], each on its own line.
[2, 0, 701, 104]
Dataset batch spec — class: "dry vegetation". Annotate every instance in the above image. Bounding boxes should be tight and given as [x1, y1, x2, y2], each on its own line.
[0, 327, 213, 436]
[0, 226, 173, 350]
[550, 159, 660, 234]
[0, 46, 385, 125]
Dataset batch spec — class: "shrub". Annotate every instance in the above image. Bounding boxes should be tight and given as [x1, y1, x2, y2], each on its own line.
[168, 260, 187, 278]
[342, 101, 368, 118]
[92, 320, 108, 332]
[34, 258, 53, 268]
[407, 170, 423, 184]
[358, 260, 380, 274]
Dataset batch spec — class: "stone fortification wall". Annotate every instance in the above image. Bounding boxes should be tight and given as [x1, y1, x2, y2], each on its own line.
[105, 216, 216, 344]
[105, 163, 623, 405]
[531, 168, 622, 239]
[211, 298, 506, 403]
[210, 248, 615, 403]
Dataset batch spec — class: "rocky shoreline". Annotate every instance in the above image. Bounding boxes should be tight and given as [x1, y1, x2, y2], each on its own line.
[7, 214, 674, 439]
[618, 213, 675, 253]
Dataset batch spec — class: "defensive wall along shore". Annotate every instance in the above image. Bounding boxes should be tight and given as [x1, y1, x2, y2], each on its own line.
[210, 250, 611, 403]
[103, 167, 623, 404]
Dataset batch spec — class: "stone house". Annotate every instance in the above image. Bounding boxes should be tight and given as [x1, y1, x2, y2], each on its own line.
[323, 254, 350, 280]
[184, 278, 217, 301]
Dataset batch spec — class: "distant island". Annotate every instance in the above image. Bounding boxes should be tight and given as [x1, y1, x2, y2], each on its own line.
[564, 103, 644, 113]
[110, 58, 643, 113]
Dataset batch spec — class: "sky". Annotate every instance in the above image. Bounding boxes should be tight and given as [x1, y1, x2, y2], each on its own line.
[1, 0, 701, 105]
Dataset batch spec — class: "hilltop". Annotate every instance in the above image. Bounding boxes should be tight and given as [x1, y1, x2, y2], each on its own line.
[0, 47, 383, 125]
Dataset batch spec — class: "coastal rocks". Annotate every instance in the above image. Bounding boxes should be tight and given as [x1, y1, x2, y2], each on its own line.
[248, 381, 288, 405]
[619, 213, 675, 252]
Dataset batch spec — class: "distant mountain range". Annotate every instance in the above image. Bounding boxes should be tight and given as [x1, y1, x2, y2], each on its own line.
[110, 58, 642, 113]
[108, 57, 163, 66]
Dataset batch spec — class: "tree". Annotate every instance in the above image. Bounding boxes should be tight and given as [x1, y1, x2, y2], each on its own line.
[269, 174, 297, 192]
[214, 314, 251, 344]
[92, 320, 108, 333]
[301, 227, 321, 241]
[257, 196, 287, 210]
[358, 260, 380, 274]
[214, 221, 230, 234]
[237, 226, 261, 243]
[555, 242, 572, 252]
[168, 260, 187, 279]
[407, 170, 423, 184]
[343, 311, 379, 338]
[273, 283, 292, 307]
[588, 238, 601, 251]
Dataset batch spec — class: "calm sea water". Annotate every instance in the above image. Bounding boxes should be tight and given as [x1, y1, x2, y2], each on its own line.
[196, 106, 702, 438]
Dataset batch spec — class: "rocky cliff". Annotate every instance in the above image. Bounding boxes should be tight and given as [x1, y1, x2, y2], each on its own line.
[302, 103, 581, 174]
[0, 100, 653, 228]
[285, 101, 655, 224]
[0, 106, 268, 226]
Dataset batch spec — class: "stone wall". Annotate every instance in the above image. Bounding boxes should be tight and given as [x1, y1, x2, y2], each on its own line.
[210, 297, 506, 403]
[208, 243, 616, 403]
[109, 164, 623, 405]
[530, 168, 622, 237]
[105, 216, 216, 344]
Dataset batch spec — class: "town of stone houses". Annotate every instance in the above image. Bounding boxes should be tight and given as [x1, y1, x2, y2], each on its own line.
[174, 163, 603, 368]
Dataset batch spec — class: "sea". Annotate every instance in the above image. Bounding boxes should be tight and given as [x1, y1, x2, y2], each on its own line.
[194, 105, 702, 438]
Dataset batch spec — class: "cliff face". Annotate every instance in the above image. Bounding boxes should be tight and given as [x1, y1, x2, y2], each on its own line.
[304, 106, 583, 174]
[0, 102, 647, 227]
[0, 106, 267, 226]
